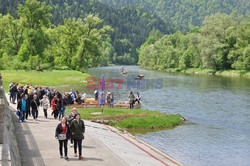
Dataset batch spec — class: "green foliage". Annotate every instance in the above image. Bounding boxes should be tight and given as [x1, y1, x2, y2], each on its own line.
[139, 13, 250, 72]
[66, 107, 183, 134]
[101, 0, 250, 32]
[0, 0, 173, 65]
[0, 0, 114, 70]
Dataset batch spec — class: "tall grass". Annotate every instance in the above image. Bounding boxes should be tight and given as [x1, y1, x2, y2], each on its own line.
[0, 70, 90, 91]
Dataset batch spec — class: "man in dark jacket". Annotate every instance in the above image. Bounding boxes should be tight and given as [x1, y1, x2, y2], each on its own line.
[26, 93, 32, 120]
[70, 113, 85, 160]
[30, 95, 40, 120]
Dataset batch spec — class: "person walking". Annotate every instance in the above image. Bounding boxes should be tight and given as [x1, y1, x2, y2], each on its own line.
[70, 113, 85, 160]
[40, 95, 49, 118]
[67, 108, 78, 147]
[30, 95, 40, 121]
[51, 96, 58, 119]
[128, 91, 135, 109]
[58, 98, 66, 121]
[55, 116, 71, 160]
[17, 94, 27, 122]
[26, 93, 32, 120]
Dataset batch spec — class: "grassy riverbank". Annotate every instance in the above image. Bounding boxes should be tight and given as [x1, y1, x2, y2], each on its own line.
[67, 107, 184, 135]
[163, 68, 250, 78]
[0, 70, 90, 91]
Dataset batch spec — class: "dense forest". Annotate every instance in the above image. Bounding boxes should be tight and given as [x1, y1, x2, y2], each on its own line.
[139, 14, 250, 71]
[0, 0, 173, 65]
[101, 0, 250, 32]
[0, 0, 114, 71]
[0, 0, 249, 71]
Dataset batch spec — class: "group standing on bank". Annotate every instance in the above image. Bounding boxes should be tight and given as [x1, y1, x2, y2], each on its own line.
[10, 81, 142, 160]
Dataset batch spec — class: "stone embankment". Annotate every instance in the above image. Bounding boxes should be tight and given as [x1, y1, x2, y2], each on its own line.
[0, 73, 21, 166]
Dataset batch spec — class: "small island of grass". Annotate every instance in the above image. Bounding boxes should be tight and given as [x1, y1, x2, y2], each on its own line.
[67, 107, 185, 135]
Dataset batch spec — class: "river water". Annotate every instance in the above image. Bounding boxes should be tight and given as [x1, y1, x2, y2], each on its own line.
[85, 66, 250, 166]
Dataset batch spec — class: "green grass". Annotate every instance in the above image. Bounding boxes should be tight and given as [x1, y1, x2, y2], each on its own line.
[67, 107, 184, 134]
[0, 70, 90, 91]
[185, 68, 216, 74]
[215, 70, 250, 78]
[162, 68, 250, 78]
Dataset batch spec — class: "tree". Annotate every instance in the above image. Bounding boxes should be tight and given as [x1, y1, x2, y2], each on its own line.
[200, 13, 240, 70]
[18, 0, 52, 69]
[72, 14, 113, 70]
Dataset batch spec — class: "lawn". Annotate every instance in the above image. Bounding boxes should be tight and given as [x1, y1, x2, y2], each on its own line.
[0, 70, 90, 91]
[67, 107, 184, 135]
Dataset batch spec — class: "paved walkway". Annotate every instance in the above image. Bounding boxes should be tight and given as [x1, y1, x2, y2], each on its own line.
[7, 95, 182, 166]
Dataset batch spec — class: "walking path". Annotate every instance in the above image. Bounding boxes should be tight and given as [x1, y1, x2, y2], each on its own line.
[7, 94, 182, 166]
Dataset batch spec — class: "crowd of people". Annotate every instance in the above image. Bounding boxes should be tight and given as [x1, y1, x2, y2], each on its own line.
[9, 82, 86, 160]
[9, 82, 87, 122]
[9, 81, 142, 160]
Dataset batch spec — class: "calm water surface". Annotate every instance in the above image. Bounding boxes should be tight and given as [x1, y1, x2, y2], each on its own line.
[83, 66, 250, 166]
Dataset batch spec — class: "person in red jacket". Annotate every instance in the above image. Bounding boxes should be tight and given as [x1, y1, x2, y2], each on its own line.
[51, 96, 58, 119]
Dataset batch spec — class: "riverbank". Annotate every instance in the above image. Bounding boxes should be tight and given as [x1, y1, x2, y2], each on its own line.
[67, 107, 184, 135]
[0, 70, 90, 91]
[5, 93, 183, 166]
[152, 68, 250, 78]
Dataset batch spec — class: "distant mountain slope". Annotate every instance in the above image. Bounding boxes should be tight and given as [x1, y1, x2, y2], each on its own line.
[100, 0, 250, 31]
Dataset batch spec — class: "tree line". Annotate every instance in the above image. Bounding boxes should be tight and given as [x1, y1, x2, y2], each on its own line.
[0, 0, 114, 71]
[139, 13, 250, 71]
[0, 0, 173, 65]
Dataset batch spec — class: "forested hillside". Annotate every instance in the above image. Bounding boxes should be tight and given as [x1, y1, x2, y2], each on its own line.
[0, 0, 173, 65]
[0, 0, 114, 71]
[100, 0, 250, 32]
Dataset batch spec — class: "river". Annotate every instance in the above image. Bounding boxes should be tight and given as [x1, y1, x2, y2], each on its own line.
[84, 66, 250, 166]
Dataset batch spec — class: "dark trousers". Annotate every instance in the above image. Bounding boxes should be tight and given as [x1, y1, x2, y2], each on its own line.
[32, 109, 38, 119]
[43, 109, 48, 118]
[53, 110, 58, 119]
[74, 139, 82, 156]
[59, 140, 68, 157]
[129, 103, 134, 109]
[12, 92, 17, 103]
[20, 111, 26, 121]
[26, 109, 31, 119]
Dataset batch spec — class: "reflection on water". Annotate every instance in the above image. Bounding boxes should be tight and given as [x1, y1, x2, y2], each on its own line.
[78, 66, 250, 166]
